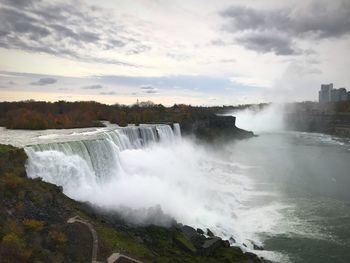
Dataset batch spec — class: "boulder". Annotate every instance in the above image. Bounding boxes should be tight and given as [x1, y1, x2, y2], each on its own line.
[245, 252, 263, 262]
[201, 237, 222, 255]
[196, 228, 204, 235]
[229, 236, 236, 243]
[221, 240, 230, 248]
[253, 243, 264, 251]
[182, 225, 198, 239]
[181, 225, 206, 248]
[206, 228, 214, 237]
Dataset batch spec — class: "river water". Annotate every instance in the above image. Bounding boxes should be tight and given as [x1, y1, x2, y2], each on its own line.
[224, 131, 350, 262]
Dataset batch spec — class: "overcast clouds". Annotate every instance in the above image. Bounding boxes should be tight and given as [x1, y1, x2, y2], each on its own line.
[0, 0, 349, 105]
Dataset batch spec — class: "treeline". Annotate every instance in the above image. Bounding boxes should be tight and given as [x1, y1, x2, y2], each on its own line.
[0, 100, 254, 130]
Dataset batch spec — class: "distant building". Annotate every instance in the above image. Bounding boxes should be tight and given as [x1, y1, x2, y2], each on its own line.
[319, 84, 350, 103]
[339, 88, 348, 101]
[331, 89, 340, 102]
[319, 83, 333, 103]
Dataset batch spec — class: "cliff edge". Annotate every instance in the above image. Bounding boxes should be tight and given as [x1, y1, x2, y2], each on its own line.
[180, 115, 254, 141]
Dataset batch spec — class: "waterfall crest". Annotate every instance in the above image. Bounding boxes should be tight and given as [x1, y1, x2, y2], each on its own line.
[25, 124, 180, 185]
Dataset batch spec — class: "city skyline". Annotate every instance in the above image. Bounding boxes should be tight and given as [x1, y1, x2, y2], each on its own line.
[1, 0, 350, 105]
[319, 83, 350, 103]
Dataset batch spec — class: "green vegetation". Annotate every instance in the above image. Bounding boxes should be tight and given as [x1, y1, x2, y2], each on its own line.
[97, 225, 153, 259]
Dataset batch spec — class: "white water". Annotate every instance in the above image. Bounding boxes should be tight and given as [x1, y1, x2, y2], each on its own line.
[0, 121, 289, 261]
[231, 104, 286, 133]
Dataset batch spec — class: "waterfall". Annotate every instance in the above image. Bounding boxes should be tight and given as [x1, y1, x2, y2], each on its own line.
[25, 123, 181, 186]
[156, 125, 175, 141]
[173, 123, 181, 137]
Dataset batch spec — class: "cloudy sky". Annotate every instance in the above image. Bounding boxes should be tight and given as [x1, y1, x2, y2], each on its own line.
[0, 0, 349, 105]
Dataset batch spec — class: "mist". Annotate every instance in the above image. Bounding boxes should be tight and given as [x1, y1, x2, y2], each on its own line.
[230, 104, 286, 133]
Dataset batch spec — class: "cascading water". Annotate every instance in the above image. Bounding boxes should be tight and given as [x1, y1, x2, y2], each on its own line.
[173, 123, 181, 137]
[25, 124, 176, 185]
[1, 122, 285, 261]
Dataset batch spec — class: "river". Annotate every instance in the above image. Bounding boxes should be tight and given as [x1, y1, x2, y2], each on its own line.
[224, 131, 350, 262]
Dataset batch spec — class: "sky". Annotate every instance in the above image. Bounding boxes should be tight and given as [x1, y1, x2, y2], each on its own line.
[0, 0, 349, 106]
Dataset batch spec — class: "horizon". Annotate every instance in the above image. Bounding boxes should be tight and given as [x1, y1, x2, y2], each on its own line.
[1, 0, 350, 106]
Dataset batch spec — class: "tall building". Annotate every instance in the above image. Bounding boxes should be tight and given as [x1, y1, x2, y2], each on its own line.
[319, 83, 333, 103]
[318, 84, 350, 103]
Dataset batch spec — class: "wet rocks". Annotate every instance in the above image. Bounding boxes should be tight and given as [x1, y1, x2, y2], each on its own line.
[177, 225, 233, 256]
[206, 228, 214, 237]
[229, 236, 236, 243]
[201, 237, 222, 255]
[196, 228, 204, 235]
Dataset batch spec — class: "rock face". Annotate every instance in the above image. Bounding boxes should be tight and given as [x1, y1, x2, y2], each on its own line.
[181, 114, 254, 141]
[201, 237, 223, 255]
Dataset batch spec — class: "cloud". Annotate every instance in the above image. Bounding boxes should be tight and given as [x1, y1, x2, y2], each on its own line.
[100, 91, 116, 95]
[236, 33, 299, 55]
[0, 0, 150, 66]
[1, 0, 37, 7]
[82, 84, 103, 89]
[144, 90, 158, 94]
[140, 85, 154, 90]
[220, 1, 350, 55]
[140, 85, 158, 94]
[30, 77, 57, 86]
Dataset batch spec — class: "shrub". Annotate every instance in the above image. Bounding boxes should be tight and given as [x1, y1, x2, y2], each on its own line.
[48, 230, 67, 244]
[0, 233, 25, 260]
[23, 219, 45, 232]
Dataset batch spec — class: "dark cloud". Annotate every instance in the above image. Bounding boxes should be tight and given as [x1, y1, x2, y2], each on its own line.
[220, 1, 350, 55]
[82, 84, 103, 90]
[0, 0, 150, 66]
[100, 91, 116, 95]
[30, 77, 57, 86]
[237, 33, 299, 55]
[1, 0, 38, 7]
[140, 85, 158, 94]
